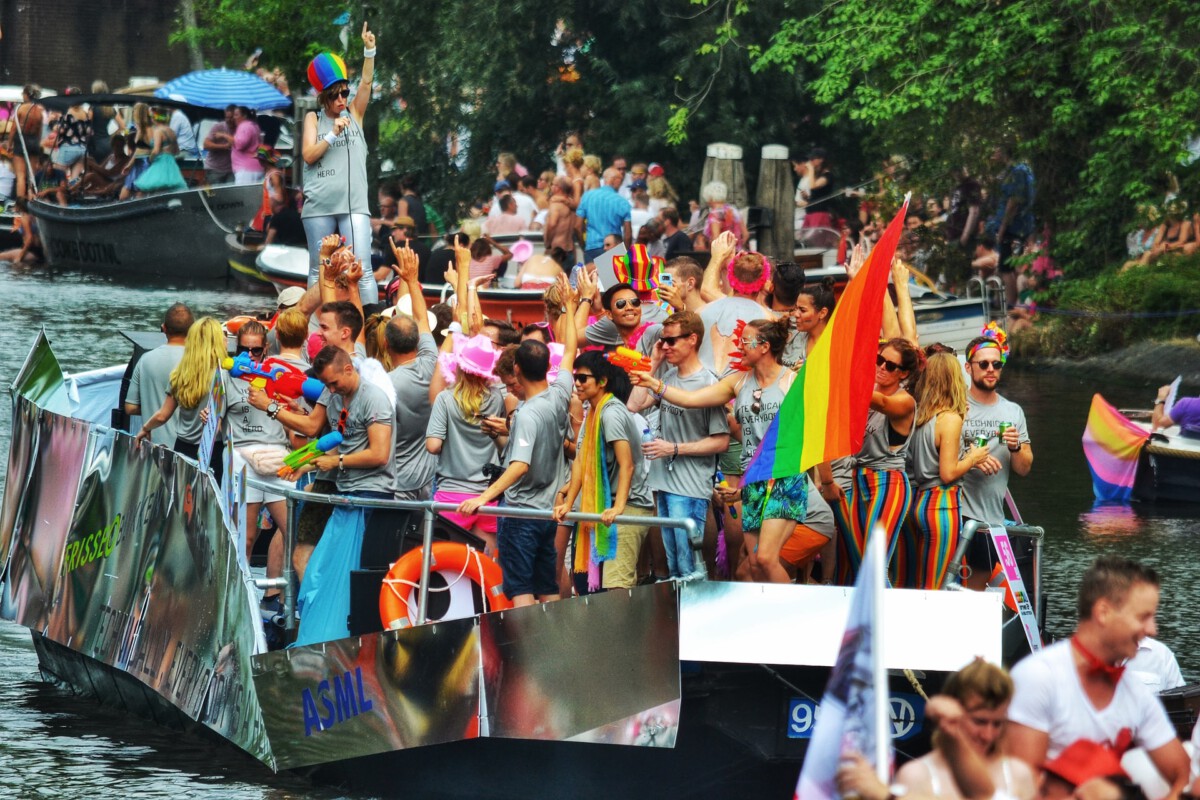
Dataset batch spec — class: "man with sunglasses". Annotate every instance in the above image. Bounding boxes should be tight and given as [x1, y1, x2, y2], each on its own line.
[959, 334, 1033, 528]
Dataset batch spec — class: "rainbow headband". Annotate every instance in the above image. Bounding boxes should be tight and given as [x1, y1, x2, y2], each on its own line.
[966, 321, 1009, 364]
[726, 251, 771, 295]
[307, 53, 348, 92]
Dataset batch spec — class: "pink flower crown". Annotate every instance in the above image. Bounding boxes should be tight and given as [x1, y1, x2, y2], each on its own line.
[726, 251, 771, 296]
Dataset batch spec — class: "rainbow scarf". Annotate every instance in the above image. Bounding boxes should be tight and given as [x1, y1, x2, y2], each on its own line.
[742, 198, 909, 483]
[575, 395, 619, 585]
[1082, 393, 1149, 502]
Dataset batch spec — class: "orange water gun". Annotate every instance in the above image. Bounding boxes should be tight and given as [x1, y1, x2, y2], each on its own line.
[727, 320, 751, 372]
[606, 346, 652, 373]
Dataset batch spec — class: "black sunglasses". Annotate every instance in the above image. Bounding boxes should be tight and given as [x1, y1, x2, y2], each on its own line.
[573, 373, 596, 384]
[751, 388, 763, 415]
[613, 297, 642, 310]
[876, 354, 904, 373]
[660, 334, 690, 347]
[972, 360, 1005, 371]
[334, 88, 351, 99]
[237, 345, 266, 357]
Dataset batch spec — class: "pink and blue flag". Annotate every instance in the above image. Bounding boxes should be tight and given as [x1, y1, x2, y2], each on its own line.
[1081, 393, 1149, 503]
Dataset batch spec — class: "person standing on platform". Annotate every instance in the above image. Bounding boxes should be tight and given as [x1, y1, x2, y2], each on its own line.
[300, 24, 379, 303]
[124, 303, 194, 447]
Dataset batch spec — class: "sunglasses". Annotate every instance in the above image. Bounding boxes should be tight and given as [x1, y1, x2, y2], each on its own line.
[237, 345, 266, 357]
[741, 337, 763, 349]
[972, 360, 1005, 371]
[751, 388, 763, 415]
[876, 354, 904, 372]
[659, 334, 690, 347]
[613, 297, 642, 310]
[334, 88, 351, 99]
[573, 373, 596, 384]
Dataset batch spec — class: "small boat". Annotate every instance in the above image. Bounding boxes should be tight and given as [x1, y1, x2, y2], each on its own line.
[225, 233, 276, 293]
[1124, 411, 1200, 505]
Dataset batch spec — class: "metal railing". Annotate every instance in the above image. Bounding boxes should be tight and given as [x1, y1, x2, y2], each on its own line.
[943, 518, 1044, 623]
[965, 275, 1008, 324]
[245, 478, 698, 634]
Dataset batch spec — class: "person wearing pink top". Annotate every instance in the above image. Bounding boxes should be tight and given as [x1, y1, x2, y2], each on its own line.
[230, 106, 263, 185]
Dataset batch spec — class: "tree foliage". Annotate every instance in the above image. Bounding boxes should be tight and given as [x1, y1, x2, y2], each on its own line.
[749, 0, 1200, 274]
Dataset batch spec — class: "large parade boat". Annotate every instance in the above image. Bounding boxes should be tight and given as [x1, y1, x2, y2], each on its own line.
[1, 331, 1027, 797]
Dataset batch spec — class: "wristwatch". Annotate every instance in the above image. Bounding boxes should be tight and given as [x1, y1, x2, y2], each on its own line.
[266, 400, 280, 419]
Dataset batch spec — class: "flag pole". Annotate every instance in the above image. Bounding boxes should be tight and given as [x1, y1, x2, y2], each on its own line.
[870, 523, 889, 781]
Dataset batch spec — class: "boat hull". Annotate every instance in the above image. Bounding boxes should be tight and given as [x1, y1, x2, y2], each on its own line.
[226, 233, 275, 293]
[32, 184, 261, 279]
[1134, 435, 1200, 504]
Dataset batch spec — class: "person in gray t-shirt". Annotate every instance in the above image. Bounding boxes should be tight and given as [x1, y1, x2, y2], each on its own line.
[385, 260, 439, 500]
[124, 302, 194, 446]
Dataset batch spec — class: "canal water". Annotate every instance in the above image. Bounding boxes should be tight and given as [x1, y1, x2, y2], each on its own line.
[0, 263, 1197, 796]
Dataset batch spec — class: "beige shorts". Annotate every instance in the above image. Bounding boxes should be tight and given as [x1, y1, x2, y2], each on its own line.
[602, 504, 654, 590]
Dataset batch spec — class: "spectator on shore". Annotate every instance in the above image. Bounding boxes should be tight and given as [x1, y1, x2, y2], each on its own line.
[984, 145, 1035, 306]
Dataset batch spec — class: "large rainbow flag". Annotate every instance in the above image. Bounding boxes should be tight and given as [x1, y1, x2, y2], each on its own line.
[1082, 393, 1149, 502]
[742, 199, 909, 485]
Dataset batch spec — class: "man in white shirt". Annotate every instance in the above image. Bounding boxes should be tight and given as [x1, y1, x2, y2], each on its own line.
[1127, 636, 1185, 694]
[1007, 556, 1189, 793]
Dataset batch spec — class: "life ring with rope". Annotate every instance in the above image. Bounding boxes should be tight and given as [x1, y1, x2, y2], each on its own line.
[379, 542, 512, 630]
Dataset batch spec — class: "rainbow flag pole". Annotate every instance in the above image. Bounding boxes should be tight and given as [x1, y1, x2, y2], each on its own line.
[742, 196, 911, 484]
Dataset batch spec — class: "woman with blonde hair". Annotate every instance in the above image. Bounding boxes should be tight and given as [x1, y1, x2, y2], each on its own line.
[904, 351, 990, 589]
[562, 147, 585, 206]
[135, 317, 228, 479]
[581, 154, 602, 192]
[646, 175, 678, 215]
[426, 334, 506, 552]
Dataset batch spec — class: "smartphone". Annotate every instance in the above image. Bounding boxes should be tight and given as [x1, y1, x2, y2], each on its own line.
[251, 47, 264, 59]
[659, 271, 674, 287]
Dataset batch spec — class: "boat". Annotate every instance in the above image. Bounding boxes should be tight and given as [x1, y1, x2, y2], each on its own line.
[226, 233, 277, 293]
[1120, 409, 1200, 505]
[0, 330, 1036, 796]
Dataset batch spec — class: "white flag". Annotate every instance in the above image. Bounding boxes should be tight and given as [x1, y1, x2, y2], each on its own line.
[795, 524, 891, 799]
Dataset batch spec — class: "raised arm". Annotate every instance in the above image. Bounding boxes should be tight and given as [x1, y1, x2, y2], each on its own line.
[351, 23, 375, 122]
[892, 258, 918, 345]
[453, 239, 471, 329]
[558, 272, 578, 374]
[701, 230, 736, 300]
[633, 370, 738, 409]
[391, 238, 430, 334]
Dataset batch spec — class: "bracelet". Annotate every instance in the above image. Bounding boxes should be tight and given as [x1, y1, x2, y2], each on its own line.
[673, 442, 679, 458]
[323, 132, 338, 147]
[580, 297, 593, 305]
[1153, 399, 1165, 405]
[338, 454, 345, 470]
[363, 47, 377, 58]
[1007, 444, 1021, 452]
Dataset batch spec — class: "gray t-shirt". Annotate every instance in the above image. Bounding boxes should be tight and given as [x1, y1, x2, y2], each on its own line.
[502, 370, 573, 509]
[648, 365, 730, 500]
[389, 333, 439, 493]
[584, 313, 664, 350]
[733, 370, 789, 473]
[127, 344, 184, 446]
[301, 110, 369, 218]
[698, 296, 767, 373]
[318, 379, 396, 494]
[804, 474, 835, 537]
[169, 371, 224, 445]
[576, 400, 654, 510]
[222, 371, 289, 448]
[782, 328, 809, 369]
[960, 393, 1029, 525]
[427, 387, 505, 494]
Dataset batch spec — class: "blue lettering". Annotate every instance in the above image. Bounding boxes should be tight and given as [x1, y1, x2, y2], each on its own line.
[333, 672, 357, 722]
[317, 679, 335, 729]
[356, 666, 373, 711]
[301, 688, 320, 737]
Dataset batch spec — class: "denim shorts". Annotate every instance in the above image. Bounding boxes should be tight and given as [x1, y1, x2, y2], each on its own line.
[498, 515, 559, 597]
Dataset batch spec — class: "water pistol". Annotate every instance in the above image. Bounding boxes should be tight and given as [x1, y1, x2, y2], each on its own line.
[727, 320, 751, 372]
[277, 431, 343, 477]
[606, 346, 652, 373]
[716, 470, 738, 518]
[223, 352, 324, 402]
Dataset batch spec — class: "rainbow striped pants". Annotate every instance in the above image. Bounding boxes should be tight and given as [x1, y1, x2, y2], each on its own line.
[839, 467, 913, 586]
[906, 485, 962, 590]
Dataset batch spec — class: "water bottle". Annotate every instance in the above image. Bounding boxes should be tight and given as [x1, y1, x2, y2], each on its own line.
[642, 427, 657, 460]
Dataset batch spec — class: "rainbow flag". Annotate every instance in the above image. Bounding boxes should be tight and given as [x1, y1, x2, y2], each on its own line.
[742, 199, 909, 484]
[1082, 393, 1149, 502]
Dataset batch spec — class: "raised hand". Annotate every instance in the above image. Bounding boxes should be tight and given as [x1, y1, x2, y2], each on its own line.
[320, 234, 342, 258]
[390, 238, 419, 283]
[575, 265, 597, 308]
[345, 257, 364, 284]
[847, 242, 866, 279]
[453, 238, 471, 271]
[361, 22, 376, 51]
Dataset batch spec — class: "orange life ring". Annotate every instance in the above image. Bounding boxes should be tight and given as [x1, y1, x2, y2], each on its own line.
[224, 315, 276, 336]
[379, 542, 512, 630]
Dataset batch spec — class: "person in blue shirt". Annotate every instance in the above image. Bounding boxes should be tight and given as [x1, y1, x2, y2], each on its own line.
[576, 167, 632, 264]
[984, 145, 1035, 306]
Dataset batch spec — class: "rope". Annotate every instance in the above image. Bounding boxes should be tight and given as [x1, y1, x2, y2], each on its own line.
[1146, 442, 1200, 459]
[903, 668, 930, 701]
[197, 187, 237, 234]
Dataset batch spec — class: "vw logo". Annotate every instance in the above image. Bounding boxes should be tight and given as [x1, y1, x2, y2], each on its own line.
[890, 697, 916, 739]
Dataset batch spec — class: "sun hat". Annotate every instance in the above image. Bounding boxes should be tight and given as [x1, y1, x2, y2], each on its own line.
[307, 53, 348, 92]
[453, 333, 501, 380]
[277, 286, 305, 308]
[380, 292, 438, 330]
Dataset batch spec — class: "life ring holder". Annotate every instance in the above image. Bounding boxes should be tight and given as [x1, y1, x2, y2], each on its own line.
[379, 542, 512, 630]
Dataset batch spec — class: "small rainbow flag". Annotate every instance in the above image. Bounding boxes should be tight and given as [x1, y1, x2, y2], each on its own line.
[1082, 393, 1149, 502]
[743, 199, 909, 484]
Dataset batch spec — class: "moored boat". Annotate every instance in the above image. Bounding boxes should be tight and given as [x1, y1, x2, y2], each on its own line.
[226, 233, 277, 293]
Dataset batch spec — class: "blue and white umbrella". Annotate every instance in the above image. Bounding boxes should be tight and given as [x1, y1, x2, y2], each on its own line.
[154, 68, 291, 111]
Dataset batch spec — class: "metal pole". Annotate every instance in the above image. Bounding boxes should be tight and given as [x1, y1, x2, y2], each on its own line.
[416, 507, 435, 625]
[283, 494, 299, 632]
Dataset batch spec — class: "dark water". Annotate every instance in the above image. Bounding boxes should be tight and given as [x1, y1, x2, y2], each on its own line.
[0, 262, 1197, 795]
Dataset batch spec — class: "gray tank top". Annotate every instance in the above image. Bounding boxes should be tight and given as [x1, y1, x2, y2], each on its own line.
[907, 412, 957, 491]
[733, 369, 789, 473]
[856, 407, 909, 472]
[301, 110, 370, 218]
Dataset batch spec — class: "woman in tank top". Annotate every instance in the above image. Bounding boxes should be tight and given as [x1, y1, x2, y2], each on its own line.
[842, 337, 920, 586]
[300, 24, 379, 303]
[904, 351, 990, 589]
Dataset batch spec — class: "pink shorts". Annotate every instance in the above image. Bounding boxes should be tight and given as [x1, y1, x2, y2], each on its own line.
[434, 490, 498, 534]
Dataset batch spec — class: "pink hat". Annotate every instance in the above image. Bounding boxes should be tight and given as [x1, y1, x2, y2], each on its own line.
[306, 332, 325, 361]
[453, 333, 500, 380]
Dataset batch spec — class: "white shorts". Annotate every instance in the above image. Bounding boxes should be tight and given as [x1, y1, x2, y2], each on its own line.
[231, 446, 293, 504]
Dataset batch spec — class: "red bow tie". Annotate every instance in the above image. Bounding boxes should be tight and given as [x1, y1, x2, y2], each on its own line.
[1072, 637, 1125, 684]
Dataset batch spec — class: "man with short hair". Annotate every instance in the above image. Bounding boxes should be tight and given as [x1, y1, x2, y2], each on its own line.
[125, 302, 194, 446]
[168, 107, 198, 158]
[630, 310, 730, 580]
[542, 176, 577, 260]
[483, 195, 528, 237]
[661, 256, 707, 313]
[317, 300, 365, 356]
[661, 207, 691, 259]
[577, 167, 632, 264]
[386, 244, 438, 500]
[457, 278, 578, 607]
[202, 105, 236, 184]
[959, 335, 1032, 526]
[1008, 557, 1188, 792]
[375, 215, 430, 285]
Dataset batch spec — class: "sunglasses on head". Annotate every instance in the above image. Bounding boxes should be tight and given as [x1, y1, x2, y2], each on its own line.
[613, 297, 642, 310]
[876, 353, 904, 372]
[972, 359, 1005, 371]
[751, 388, 763, 414]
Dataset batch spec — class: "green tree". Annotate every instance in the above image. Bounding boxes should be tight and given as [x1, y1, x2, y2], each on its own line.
[743, 0, 1200, 274]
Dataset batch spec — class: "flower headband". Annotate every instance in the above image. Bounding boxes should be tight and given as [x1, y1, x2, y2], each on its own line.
[726, 251, 771, 296]
[966, 321, 1009, 364]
